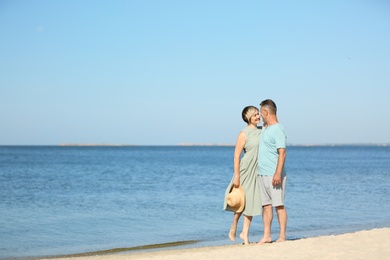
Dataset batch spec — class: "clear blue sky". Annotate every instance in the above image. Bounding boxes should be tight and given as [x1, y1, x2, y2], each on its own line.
[1, 0, 389, 145]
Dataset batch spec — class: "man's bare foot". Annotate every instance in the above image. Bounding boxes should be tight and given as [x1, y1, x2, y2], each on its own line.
[257, 236, 272, 245]
[276, 237, 286, 243]
[229, 228, 236, 241]
[239, 232, 249, 245]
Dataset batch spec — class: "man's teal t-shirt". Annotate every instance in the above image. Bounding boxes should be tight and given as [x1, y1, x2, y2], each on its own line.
[258, 123, 287, 176]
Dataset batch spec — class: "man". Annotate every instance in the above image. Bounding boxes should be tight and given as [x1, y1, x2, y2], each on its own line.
[257, 99, 288, 244]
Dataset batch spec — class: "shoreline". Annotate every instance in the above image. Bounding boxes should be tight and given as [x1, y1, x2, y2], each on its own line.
[37, 227, 390, 260]
[38, 240, 199, 259]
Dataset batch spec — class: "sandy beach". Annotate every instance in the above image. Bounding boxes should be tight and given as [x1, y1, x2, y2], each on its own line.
[41, 228, 390, 260]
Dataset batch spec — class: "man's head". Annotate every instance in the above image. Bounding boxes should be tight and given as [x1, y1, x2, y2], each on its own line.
[260, 99, 277, 124]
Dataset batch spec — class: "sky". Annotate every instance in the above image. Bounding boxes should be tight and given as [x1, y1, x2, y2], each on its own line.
[1, 0, 389, 145]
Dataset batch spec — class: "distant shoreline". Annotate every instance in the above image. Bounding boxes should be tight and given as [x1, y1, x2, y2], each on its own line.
[58, 144, 139, 147]
[0, 143, 389, 147]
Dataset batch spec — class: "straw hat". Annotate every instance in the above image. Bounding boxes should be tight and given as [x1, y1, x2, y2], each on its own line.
[226, 185, 245, 213]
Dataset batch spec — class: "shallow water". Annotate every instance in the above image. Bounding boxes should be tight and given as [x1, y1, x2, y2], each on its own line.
[0, 145, 389, 259]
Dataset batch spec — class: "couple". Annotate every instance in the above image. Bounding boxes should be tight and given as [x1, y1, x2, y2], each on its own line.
[224, 99, 287, 245]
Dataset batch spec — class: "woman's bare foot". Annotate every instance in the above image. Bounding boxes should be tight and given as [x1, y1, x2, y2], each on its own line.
[276, 237, 286, 243]
[229, 228, 236, 241]
[257, 236, 272, 245]
[239, 232, 249, 245]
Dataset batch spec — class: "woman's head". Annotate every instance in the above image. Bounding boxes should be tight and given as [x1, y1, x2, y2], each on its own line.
[242, 106, 259, 125]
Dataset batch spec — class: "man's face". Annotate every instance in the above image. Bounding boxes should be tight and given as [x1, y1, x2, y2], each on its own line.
[260, 107, 267, 124]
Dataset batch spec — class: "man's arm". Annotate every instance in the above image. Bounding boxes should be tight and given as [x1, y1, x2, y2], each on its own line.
[272, 148, 286, 186]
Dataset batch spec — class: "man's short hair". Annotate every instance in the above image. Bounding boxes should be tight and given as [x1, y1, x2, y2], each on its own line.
[260, 99, 277, 114]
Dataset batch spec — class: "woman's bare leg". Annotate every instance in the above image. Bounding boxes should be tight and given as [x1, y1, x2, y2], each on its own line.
[229, 212, 242, 241]
[239, 215, 252, 245]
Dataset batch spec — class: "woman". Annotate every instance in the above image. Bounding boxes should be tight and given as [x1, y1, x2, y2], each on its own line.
[224, 106, 262, 245]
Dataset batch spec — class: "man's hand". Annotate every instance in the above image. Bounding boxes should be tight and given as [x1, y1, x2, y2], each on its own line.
[272, 173, 282, 186]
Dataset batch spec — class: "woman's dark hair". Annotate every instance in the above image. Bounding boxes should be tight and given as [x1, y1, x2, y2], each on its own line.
[242, 106, 258, 124]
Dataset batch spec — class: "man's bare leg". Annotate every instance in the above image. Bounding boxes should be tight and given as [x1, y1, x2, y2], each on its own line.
[239, 215, 252, 245]
[275, 205, 287, 242]
[258, 204, 273, 244]
[229, 212, 242, 241]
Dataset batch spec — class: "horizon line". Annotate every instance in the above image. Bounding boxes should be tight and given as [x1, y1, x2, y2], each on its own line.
[0, 143, 389, 147]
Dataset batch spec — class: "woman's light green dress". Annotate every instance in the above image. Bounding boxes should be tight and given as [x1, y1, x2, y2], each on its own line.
[224, 126, 262, 216]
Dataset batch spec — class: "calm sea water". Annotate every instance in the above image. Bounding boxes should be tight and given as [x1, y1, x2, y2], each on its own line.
[0, 145, 389, 259]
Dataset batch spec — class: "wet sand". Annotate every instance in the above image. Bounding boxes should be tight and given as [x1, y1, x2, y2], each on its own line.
[40, 228, 390, 260]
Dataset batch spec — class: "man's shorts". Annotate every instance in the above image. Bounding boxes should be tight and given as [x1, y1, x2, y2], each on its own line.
[258, 175, 287, 207]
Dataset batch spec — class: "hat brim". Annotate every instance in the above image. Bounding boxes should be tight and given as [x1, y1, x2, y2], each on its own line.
[226, 185, 245, 213]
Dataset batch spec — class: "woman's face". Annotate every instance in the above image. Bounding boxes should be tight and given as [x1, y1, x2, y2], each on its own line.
[250, 110, 261, 125]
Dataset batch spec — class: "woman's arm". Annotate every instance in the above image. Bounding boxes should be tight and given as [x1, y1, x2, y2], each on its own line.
[233, 131, 246, 187]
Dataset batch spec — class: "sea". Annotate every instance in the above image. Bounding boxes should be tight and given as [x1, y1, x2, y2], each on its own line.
[0, 145, 389, 259]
